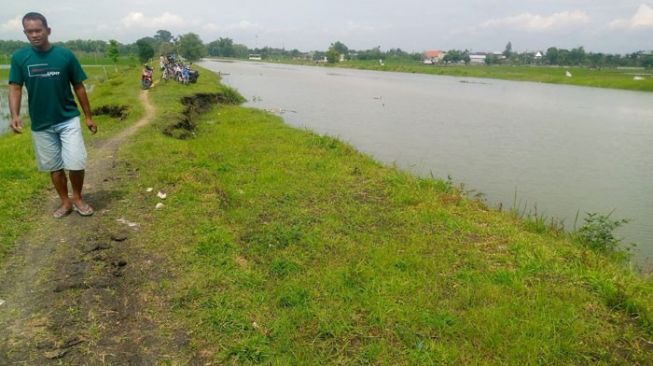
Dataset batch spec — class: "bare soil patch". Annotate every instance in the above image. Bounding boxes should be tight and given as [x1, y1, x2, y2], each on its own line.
[93, 104, 130, 120]
[164, 92, 239, 139]
[0, 91, 201, 365]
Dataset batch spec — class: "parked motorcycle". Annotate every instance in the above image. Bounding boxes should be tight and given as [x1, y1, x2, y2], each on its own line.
[188, 70, 199, 83]
[141, 65, 153, 89]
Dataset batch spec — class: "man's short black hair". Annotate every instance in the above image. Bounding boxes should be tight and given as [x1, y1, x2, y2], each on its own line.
[22, 12, 48, 28]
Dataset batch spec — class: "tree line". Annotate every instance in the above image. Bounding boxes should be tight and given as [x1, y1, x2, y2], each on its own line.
[0, 30, 215, 63]
[539, 47, 653, 68]
[326, 40, 653, 68]
[1, 34, 651, 68]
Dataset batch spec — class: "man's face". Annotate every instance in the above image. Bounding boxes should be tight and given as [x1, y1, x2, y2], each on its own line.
[23, 19, 50, 49]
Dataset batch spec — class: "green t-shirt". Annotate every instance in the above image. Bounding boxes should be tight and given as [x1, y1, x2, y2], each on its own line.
[8, 46, 87, 131]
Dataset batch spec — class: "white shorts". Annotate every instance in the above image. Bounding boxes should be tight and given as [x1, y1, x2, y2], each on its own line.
[31, 116, 87, 172]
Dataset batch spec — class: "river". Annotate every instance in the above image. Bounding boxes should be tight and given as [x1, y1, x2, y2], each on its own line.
[0, 87, 12, 135]
[200, 59, 653, 266]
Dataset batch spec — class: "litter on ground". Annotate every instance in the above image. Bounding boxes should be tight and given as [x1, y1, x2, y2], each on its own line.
[117, 218, 139, 227]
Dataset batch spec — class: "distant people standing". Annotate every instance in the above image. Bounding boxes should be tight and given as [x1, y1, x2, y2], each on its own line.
[142, 64, 154, 89]
[181, 66, 190, 85]
[8, 12, 97, 218]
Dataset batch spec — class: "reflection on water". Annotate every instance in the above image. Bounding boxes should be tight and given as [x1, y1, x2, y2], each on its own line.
[200, 59, 653, 266]
[0, 85, 10, 135]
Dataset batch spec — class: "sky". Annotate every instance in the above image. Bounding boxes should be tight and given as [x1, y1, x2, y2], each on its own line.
[1, 1, 652, 54]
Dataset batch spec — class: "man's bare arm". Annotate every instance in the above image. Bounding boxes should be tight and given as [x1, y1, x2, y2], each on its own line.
[8, 83, 23, 133]
[73, 83, 97, 134]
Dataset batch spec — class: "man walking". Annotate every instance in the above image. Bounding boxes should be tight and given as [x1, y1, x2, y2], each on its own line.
[8, 12, 97, 218]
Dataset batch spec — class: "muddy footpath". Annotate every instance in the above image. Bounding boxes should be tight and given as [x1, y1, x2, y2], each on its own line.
[0, 91, 205, 365]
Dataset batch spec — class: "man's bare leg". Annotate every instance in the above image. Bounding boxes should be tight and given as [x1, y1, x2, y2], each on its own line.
[69, 170, 94, 215]
[51, 170, 73, 216]
[68, 170, 84, 205]
[51, 170, 72, 208]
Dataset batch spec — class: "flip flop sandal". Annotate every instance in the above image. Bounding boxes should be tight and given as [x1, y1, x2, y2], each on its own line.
[53, 206, 73, 219]
[73, 203, 95, 216]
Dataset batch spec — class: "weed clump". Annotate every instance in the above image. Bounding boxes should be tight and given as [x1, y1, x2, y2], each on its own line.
[576, 212, 630, 254]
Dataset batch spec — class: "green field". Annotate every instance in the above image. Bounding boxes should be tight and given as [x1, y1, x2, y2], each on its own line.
[2, 63, 652, 364]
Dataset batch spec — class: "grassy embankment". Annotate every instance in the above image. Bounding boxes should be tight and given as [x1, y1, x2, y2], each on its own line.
[120, 68, 652, 364]
[2, 64, 653, 364]
[262, 57, 653, 92]
[0, 65, 144, 261]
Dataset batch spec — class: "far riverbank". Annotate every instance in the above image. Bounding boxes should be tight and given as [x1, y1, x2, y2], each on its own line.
[217, 57, 653, 93]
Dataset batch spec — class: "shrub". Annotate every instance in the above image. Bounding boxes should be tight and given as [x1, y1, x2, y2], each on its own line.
[576, 212, 629, 253]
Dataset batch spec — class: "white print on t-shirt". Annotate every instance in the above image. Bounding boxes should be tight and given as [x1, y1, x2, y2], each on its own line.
[27, 63, 61, 78]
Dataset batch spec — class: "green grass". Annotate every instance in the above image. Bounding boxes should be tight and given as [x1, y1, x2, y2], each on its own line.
[76, 54, 142, 66]
[3, 62, 653, 364]
[0, 63, 144, 261]
[107, 66, 653, 364]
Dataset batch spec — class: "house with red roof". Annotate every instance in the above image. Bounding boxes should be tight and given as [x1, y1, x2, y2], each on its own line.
[423, 50, 446, 64]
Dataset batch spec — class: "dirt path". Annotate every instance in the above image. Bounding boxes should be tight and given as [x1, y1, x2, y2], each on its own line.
[0, 90, 190, 365]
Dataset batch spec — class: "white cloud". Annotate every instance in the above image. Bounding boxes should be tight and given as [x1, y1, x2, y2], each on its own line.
[1, 15, 22, 32]
[317, 21, 390, 40]
[95, 24, 111, 33]
[202, 23, 220, 32]
[345, 21, 378, 33]
[480, 10, 590, 31]
[609, 4, 653, 29]
[121, 11, 185, 29]
[202, 20, 263, 32]
[232, 20, 263, 31]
